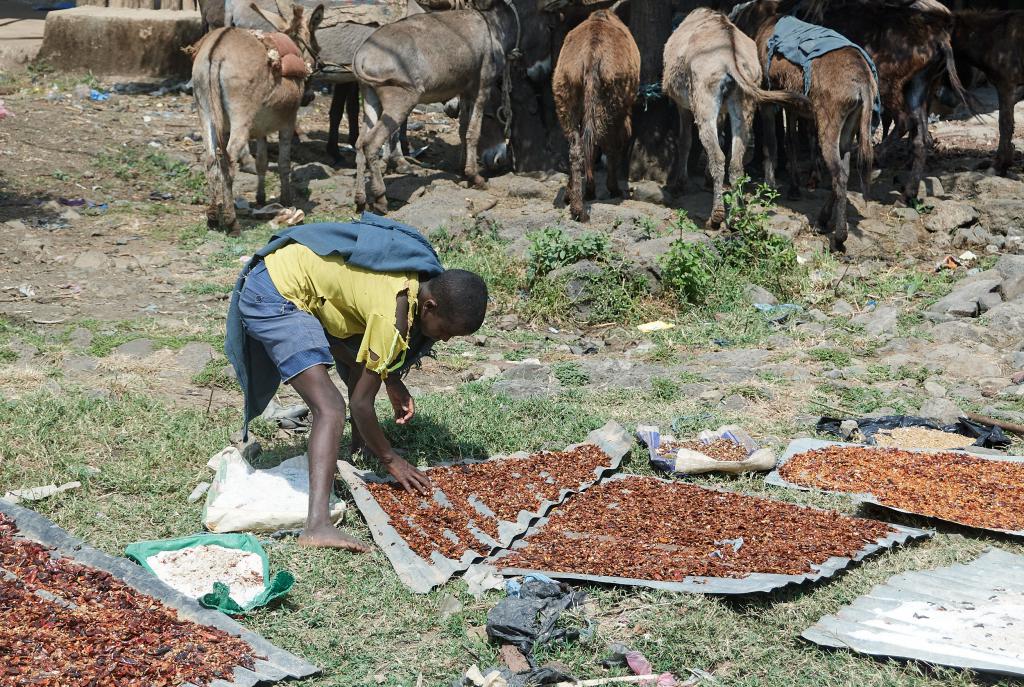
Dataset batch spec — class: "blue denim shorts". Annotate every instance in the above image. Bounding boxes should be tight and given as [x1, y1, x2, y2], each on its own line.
[237, 260, 335, 382]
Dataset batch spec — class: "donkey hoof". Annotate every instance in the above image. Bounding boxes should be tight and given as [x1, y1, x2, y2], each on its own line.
[829, 235, 847, 253]
[371, 196, 389, 215]
[468, 174, 487, 190]
[227, 222, 241, 238]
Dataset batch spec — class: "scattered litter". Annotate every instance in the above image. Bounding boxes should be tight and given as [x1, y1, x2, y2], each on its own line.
[0, 100, 12, 119]
[148, 191, 174, 201]
[188, 481, 211, 503]
[261, 399, 310, 431]
[17, 284, 35, 298]
[239, 255, 252, 264]
[32, 317, 67, 325]
[959, 250, 977, 262]
[125, 533, 294, 614]
[486, 577, 588, 657]
[753, 302, 801, 323]
[637, 425, 776, 475]
[626, 651, 678, 686]
[203, 446, 345, 532]
[59, 197, 85, 206]
[464, 564, 506, 598]
[637, 320, 675, 333]
[816, 415, 1010, 450]
[269, 207, 304, 229]
[2, 481, 81, 505]
[88, 89, 110, 102]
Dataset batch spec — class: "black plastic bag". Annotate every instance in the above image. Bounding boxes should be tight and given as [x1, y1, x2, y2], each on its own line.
[485, 580, 586, 658]
[816, 415, 1010, 450]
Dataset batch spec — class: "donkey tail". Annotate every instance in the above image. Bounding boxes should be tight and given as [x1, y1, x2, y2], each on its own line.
[733, 66, 811, 112]
[581, 55, 602, 196]
[857, 81, 876, 200]
[941, 36, 978, 115]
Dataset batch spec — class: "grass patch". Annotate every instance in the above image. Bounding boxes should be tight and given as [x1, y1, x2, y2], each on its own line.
[191, 358, 237, 390]
[808, 348, 853, 367]
[97, 146, 205, 203]
[552, 361, 589, 387]
[652, 376, 679, 401]
[181, 281, 233, 296]
[74, 318, 223, 357]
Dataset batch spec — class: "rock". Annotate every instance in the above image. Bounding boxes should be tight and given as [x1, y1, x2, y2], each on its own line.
[854, 305, 898, 337]
[743, 284, 778, 305]
[174, 342, 215, 374]
[74, 250, 110, 270]
[765, 333, 795, 349]
[796, 321, 825, 336]
[4, 219, 27, 232]
[923, 201, 978, 233]
[995, 254, 1024, 281]
[699, 389, 725, 405]
[63, 355, 98, 372]
[60, 208, 81, 222]
[918, 176, 944, 198]
[839, 419, 860, 439]
[1000, 274, 1024, 302]
[928, 279, 1001, 317]
[831, 299, 855, 316]
[68, 327, 93, 348]
[923, 379, 947, 398]
[721, 394, 748, 411]
[918, 398, 962, 425]
[630, 180, 670, 205]
[891, 207, 920, 222]
[38, 7, 202, 78]
[220, 364, 237, 381]
[479, 364, 502, 380]
[978, 199, 1024, 234]
[952, 225, 998, 249]
[112, 339, 154, 358]
[495, 314, 519, 331]
[487, 173, 549, 199]
[979, 290, 1003, 313]
[984, 300, 1024, 339]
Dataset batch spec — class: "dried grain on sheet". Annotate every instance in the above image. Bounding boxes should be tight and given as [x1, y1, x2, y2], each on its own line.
[657, 438, 749, 461]
[499, 477, 894, 581]
[365, 444, 610, 560]
[0, 513, 258, 686]
[779, 445, 1024, 531]
[147, 545, 265, 607]
[873, 427, 976, 450]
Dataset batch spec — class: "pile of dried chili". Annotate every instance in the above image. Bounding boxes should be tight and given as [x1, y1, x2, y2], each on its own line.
[779, 445, 1024, 531]
[497, 477, 894, 580]
[0, 513, 258, 686]
[365, 444, 612, 560]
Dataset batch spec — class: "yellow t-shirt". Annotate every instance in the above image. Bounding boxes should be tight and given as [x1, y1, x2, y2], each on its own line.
[263, 243, 419, 378]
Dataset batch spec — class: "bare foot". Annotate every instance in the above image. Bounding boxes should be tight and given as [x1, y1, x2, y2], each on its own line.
[298, 524, 371, 552]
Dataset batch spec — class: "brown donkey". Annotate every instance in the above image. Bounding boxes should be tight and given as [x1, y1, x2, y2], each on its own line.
[953, 10, 1024, 176]
[662, 8, 809, 229]
[552, 8, 640, 223]
[733, 1, 877, 252]
[191, 2, 324, 235]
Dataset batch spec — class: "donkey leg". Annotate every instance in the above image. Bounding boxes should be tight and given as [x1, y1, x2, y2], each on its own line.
[783, 109, 802, 200]
[995, 82, 1015, 176]
[761, 104, 777, 189]
[567, 129, 587, 223]
[694, 94, 727, 229]
[354, 86, 382, 211]
[668, 108, 694, 195]
[727, 96, 754, 187]
[327, 83, 346, 162]
[218, 151, 238, 236]
[815, 116, 845, 242]
[462, 84, 488, 189]
[364, 86, 418, 214]
[606, 136, 625, 199]
[255, 138, 269, 207]
[278, 123, 294, 206]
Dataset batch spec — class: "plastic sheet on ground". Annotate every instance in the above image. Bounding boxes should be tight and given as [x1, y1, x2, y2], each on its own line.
[338, 421, 631, 594]
[803, 548, 1024, 678]
[0, 499, 319, 686]
[203, 448, 346, 533]
[767, 438, 1024, 538]
[637, 424, 776, 475]
[125, 533, 294, 615]
[816, 415, 1010, 450]
[488, 474, 931, 595]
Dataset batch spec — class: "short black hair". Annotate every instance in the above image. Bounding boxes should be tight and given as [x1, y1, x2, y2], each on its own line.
[430, 269, 488, 333]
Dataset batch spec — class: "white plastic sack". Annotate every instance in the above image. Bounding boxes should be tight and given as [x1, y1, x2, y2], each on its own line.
[202, 447, 345, 532]
[637, 424, 776, 475]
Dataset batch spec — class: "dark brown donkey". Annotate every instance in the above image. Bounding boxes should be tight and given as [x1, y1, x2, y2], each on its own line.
[552, 8, 640, 223]
[733, 1, 876, 252]
[953, 10, 1024, 176]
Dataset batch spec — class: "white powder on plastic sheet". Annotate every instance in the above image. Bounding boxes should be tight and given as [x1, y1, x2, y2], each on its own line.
[147, 545, 265, 607]
[855, 593, 1024, 660]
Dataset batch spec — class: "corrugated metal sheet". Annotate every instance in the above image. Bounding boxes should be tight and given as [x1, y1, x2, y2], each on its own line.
[0, 500, 319, 686]
[767, 439, 1024, 537]
[338, 421, 632, 594]
[489, 474, 932, 595]
[803, 548, 1024, 678]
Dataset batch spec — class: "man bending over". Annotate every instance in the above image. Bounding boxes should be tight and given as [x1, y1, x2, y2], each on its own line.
[226, 213, 488, 550]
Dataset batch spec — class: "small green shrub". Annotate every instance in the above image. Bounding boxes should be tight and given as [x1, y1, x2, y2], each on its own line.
[808, 348, 852, 367]
[552, 361, 589, 387]
[526, 227, 610, 279]
[652, 377, 679, 401]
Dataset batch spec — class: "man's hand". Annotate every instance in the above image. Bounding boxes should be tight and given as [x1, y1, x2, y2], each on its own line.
[383, 454, 432, 494]
[385, 377, 415, 425]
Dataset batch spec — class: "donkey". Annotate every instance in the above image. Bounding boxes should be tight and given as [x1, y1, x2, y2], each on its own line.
[662, 8, 809, 229]
[953, 10, 1024, 175]
[191, 2, 324, 234]
[552, 7, 640, 223]
[351, 0, 524, 213]
[733, 0, 877, 252]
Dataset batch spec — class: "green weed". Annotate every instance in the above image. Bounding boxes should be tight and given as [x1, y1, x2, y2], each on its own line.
[552, 361, 589, 387]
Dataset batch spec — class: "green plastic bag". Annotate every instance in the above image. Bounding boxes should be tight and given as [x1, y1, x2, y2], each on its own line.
[125, 533, 294, 614]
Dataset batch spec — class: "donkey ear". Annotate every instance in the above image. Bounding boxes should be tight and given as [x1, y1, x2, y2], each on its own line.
[250, 2, 288, 31]
[308, 3, 325, 30]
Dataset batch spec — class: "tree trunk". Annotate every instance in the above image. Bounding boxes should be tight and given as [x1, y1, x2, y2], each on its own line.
[628, 0, 676, 183]
[507, 0, 566, 173]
